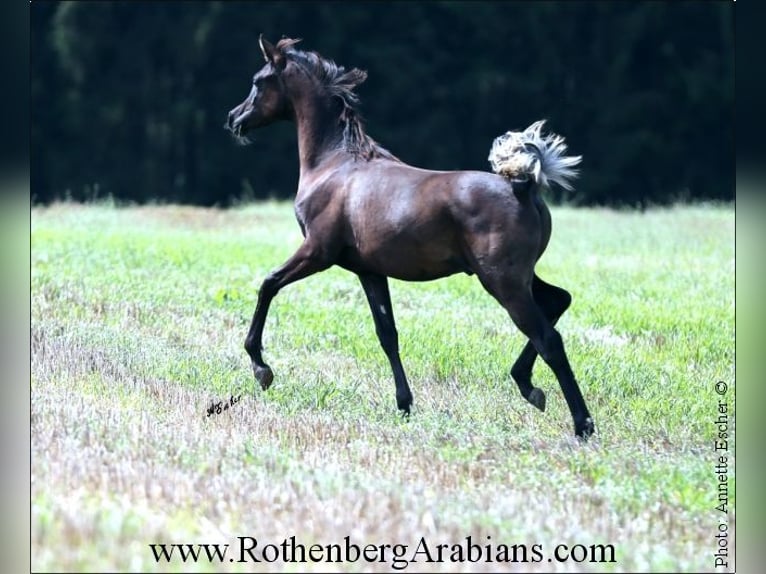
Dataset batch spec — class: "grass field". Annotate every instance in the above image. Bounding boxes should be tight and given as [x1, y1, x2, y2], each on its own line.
[31, 201, 735, 572]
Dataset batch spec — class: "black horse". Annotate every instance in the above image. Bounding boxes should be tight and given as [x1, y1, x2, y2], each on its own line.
[226, 36, 594, 439]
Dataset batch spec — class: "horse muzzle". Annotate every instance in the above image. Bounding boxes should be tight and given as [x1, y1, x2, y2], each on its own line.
[225, 103, 252, 135]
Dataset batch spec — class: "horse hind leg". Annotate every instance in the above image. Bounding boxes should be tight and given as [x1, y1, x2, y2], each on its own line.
[511, 275, 572, 412]
[477, 271, 593, 438]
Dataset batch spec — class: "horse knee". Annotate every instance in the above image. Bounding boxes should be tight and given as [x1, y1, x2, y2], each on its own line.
[259, 275, 278, 298]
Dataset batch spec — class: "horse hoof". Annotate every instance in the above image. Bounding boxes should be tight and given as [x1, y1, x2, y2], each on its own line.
[254, 365, 274, 391]
[575, 417, 595, 441]
[527, 388, 546, 412]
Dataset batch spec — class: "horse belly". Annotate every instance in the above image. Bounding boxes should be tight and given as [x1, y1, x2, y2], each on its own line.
[355, 226, 468, 281]
[345, 178, 470, 280]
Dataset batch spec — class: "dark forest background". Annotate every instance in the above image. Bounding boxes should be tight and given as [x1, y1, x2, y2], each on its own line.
[31, 1, 734, 207]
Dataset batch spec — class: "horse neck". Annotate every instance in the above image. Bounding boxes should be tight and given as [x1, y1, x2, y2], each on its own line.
[291, 92, 345, 174]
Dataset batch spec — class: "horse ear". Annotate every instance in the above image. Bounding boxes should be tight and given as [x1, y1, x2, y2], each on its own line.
[259, 34, 286, 70]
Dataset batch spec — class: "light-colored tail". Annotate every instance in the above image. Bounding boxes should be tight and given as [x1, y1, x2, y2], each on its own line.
[488, 120, 582, 191]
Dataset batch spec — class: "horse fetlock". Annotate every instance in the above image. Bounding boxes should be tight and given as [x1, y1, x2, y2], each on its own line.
[396, 392, 413, 415]
[510, 363, 532, 386]
[253, 364, 274, 390]
[244, 336, 256, 355]
[526, 387, 546, 412]
[574, 416, 595, 440]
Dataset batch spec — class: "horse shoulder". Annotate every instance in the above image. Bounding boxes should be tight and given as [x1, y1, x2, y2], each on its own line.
[294, 163, 358, 245]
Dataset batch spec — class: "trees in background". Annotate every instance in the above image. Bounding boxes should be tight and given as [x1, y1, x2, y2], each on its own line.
[31, 1, 734, 207]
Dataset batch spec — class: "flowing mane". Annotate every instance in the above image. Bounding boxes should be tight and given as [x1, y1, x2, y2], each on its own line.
[277, 38, 400, 162]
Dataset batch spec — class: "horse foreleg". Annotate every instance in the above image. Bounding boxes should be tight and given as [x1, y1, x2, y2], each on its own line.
[357, 273, 413, 415]
[511, 275, 572, 412]
[244, 241, 330, 390]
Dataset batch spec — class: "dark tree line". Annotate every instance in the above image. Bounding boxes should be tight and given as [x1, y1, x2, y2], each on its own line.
[31, 1, 734, 207]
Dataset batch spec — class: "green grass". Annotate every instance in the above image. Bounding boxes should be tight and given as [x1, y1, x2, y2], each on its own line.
[31, 202, 735, 572]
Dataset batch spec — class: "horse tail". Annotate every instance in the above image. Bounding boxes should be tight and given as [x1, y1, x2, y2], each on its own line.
[488, 120, 582, 192]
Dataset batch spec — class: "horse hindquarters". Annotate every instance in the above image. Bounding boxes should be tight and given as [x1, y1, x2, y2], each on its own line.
[461, 192, 593, 439]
